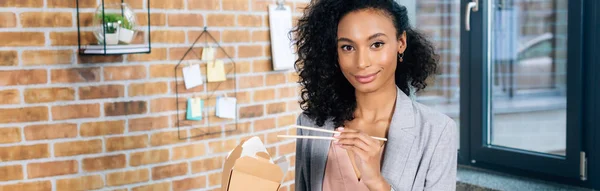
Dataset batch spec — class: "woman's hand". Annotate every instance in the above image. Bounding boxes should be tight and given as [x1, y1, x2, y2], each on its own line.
[334, 127, 391, 191]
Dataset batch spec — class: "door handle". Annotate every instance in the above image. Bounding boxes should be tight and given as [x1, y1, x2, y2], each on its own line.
[465, 0, 479, 31]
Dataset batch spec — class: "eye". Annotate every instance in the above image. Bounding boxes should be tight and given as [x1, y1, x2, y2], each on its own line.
[371, 42, 385, 49]
[340, 45, 355, 51]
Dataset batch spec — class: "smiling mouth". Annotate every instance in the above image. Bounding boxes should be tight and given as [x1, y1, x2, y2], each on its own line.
[354, 70, 381, 84]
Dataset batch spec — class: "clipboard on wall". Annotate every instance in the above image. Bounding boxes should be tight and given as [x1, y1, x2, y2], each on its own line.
[268, 2, 296, 71]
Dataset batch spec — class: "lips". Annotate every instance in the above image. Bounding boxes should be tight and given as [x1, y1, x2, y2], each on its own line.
[354, 71, 381, 84]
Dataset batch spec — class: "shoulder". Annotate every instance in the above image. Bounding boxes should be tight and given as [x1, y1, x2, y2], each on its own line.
[410, 101, 457, 143]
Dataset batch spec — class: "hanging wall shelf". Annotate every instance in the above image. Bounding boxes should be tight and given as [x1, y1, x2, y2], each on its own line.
[76, 0, 152, 55]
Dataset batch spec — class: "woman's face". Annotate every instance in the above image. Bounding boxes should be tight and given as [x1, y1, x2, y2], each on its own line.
[337, 9, 406, 93]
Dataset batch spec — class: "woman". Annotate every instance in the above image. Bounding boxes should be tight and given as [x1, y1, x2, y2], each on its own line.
[292, 0, 457, 190]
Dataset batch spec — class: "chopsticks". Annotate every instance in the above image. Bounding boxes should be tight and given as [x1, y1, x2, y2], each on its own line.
[277, 125, 387, 141]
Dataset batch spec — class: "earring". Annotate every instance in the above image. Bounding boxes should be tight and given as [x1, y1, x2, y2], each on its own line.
[398, 53, 404, 62]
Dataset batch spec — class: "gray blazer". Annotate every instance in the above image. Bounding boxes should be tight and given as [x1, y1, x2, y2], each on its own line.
[295, 87, 458, 191]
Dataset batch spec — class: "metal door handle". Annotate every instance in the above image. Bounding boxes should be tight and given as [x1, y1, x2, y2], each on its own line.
[465, 0, 479, 31]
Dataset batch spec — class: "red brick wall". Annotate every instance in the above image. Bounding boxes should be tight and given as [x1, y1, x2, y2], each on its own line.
[0, 0, 307, 190]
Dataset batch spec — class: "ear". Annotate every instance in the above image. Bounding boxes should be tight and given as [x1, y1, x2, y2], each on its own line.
[397, 31, 407, 54]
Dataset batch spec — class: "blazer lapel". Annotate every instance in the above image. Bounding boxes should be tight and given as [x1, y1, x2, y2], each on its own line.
[381, 88, 417, 189]
[309, 120, 335, 191]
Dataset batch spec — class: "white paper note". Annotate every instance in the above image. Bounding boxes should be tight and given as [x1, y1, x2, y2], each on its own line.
[268, 5, 296, 71]
[216, 97, 237, 119]
[182, 64, 203, 89]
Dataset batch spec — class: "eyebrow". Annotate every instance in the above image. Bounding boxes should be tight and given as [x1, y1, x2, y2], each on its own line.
[337, 33, 388, 43]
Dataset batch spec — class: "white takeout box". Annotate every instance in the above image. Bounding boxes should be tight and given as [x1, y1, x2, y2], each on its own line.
[221, 136, 289, 191]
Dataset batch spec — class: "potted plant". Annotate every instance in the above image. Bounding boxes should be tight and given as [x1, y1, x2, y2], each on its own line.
[101, 13, 121, 45]
[92, 3, 137, 45]
[118, 15, 136, 44]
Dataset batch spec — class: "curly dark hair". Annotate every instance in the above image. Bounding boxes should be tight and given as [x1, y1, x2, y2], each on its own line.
[292, 0, 439, 127]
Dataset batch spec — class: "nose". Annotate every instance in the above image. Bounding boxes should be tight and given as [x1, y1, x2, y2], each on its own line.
[357, 48, 371, 69]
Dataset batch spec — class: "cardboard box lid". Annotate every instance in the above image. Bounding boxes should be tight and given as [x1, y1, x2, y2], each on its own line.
[222, 137, 288, 191]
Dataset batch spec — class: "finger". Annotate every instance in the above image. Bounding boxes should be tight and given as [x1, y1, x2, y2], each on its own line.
[340, 145, 370, 161]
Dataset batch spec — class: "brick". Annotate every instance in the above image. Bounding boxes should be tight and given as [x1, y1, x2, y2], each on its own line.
[191, 156, 224, 173]
[129, 82, 169, 97]
[129, 116, 169, 132]
[252, 59, 272, 72]
[216, 46, 236, 59]
[23, 50, 72, 65]
[150, 131, 187, 146]
[264, 45, 271, 56]
[0, 0, 41, 7]
[51, 68, 101, 83]
[107, 135, 148, 152]
[0, 89, 19, 105]
[0, 12, 16, 27]
[27, 160, 78, 178]
[0, 106, 48, 123]
[172, 143, 207, 160]
[168, 14, 204, 27]
[278, 114, 297, 127]
[229, 60, 251, 74]
[24, 123, 77, 141]
[223, 0, 249, 11]
[79, 85, 125, 100]
[278, 86, 297, 98]
[0, 127, 21, 144]
[287, 72, 300, 83]
[0, 51, 17, 66]
[188, 30, 221, 43]
[237, 15, 262, 27]
[267, 102, 287, 114]
[81, 120, 125, 137]
[151, 30, 186, 43]
[240, 104, 264, 119]
[137, 13, 167, 26]
[54, 139, 102, 157]
[0, 144, 48, 161]
[78, 55, 123, 65]
[287, 100, 301, 112]
[24, 87, 75, 103]
[0, 70, 47, 86]
[105, 101, 148, 116]
[133, 182, 171, 191]
[253, 89, 275, 102]
[150, 97, 178, 113]
[251, 30, 270, 42]
[208, 139, 238, 154]
[207, 79, 236, 92]
[128, 48, 167, 61]
[251, 0, 272, 11]
[0, 181, 51, 191]
[224, 122, 252, 136]
[168, 47, 201, 61]
[208, 172, 221, 186]
[171, 81, 204, 94]
[240, 76, 264, 89]
[207, 14, 235, 27]
[188, 0, 219, 10]
[223, 30, 251, 43]
[239, 45, 264, 58]
[266, 73, 286, 86]
[152, 162, 188, 180]
[105, 0, 143, 9]
[0, 165, 22, 181]
[50, 32, 96, 46]
[266, 129, 287, 144]
[52, 104, 100, 120]
[150, 0, 184, 9]
[107, 169, 149, 186]
[56, 175, 104, 191]
[130, 149, 169, 166]
[48, 0, 95, 8]
[82, 154, 126, 172]
[172, 176, 207, 191]
[150, 63, 178, 78]
[254, 118, 276, 132]
[0, 32, 44, 46]
[279, 142, 296, 155]
[103, 65, 146, 81]
[20, 12, 72, 27]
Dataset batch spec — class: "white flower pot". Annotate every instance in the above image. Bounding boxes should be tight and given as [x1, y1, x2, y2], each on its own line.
[105, 33, 119, 45]
[119, 28, 135, 44]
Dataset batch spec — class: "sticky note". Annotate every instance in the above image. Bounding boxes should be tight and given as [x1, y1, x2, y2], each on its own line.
[216, 97, 236, 119]
[207, 60, 226, 82]
[186, 98, 203, 121]
[202, 47, 215, 61]
[182, 63, 203, 89]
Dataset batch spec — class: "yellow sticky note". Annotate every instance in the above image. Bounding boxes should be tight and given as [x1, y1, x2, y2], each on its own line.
[202, 47, 215, 61]
[207, 60, 226, 82]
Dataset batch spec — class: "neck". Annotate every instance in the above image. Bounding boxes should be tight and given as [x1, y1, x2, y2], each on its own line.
[354, 80, 398, 122]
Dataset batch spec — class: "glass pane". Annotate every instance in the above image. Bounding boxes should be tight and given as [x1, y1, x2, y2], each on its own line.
[413, 0, 461, 147]
[488, 0, 567, 156]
